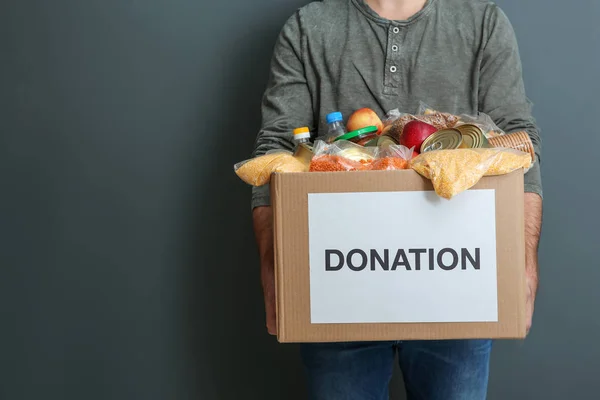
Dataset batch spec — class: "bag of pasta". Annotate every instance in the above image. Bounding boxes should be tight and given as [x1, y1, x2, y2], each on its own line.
[410, 148, 532, 199]
[234, 150, 309, 186]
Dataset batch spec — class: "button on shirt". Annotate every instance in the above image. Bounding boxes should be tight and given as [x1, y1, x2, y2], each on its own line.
[251, 0, 542, 208]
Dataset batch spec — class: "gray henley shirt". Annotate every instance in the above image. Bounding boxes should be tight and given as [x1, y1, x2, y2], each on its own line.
[251, 0, 542, 209]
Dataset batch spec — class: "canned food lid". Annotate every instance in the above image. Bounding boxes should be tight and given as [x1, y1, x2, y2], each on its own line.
[456, 124, 487, 148]
[334, 126, 378, 142]
[420, 129, 463, 152]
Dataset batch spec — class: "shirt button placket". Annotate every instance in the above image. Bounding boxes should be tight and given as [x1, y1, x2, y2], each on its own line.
[386, 25, 401, 90]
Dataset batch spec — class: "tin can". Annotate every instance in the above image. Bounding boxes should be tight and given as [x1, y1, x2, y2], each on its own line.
[455, 124, 490, 149]
[420, 129, 463, 153]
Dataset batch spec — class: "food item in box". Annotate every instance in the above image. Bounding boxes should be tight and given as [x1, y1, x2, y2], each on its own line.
[293, 143, 314, 165]
[309, 139, 376, 171]
[483, 148, 532, 175]
[387, 112, 460, 141]
[455, 112, 505, 138]
[234, 152, 308, 186]
[347, 108, 384, 134]
[411, 149, 487, 199]
[399, 120, 438, 152]
[420, 129, 464, 152]
[369, 157, 408, 170]
[455, 124, 491, 148]
[381, 108, 402, 137]
[369, 144, 413, 171]
[488, 131, 536, 161]
[321, 112, 348, 143]
[418, 101, 503, 138]
[309, 155, 370, 172]
[410, 148, 532, 199]
[419, 110, 461, 129]
[335, 126, 379, 146]
[292, 127, 311, 145]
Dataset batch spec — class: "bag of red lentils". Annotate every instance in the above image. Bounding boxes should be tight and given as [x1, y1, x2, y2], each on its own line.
[309, 140, 376, 172]
[369, 144, 414, 171]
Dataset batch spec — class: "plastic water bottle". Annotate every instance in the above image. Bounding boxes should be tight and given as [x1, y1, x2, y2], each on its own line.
[293, 127, 311, 145]
[292, 127, 313, 164]
[325, 112, 346, 143]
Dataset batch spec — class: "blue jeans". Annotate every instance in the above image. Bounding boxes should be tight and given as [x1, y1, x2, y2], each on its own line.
[300, 339, 492, 400]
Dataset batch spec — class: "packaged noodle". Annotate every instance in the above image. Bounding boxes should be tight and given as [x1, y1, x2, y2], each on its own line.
[410, 148, 531, 199]
[234, 151, 308, 186]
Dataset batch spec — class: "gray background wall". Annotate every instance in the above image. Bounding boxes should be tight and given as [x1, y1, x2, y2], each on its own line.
[1, 0, 597, 399]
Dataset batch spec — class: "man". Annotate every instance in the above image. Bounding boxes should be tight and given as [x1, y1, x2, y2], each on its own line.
[251, 0, 543, 398]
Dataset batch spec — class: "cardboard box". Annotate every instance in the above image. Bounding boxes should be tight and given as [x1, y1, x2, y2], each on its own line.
[271, 169, 526, 343]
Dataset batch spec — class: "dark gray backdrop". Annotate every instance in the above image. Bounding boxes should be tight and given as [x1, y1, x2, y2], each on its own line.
[1, 0, 598, 399]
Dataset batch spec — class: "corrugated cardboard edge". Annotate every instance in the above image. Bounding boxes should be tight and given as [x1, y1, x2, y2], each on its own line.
[271, 174, 286, 341]
[507, 170, 527, 338]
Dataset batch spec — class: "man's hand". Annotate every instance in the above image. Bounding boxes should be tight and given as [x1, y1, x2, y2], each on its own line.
[524, 192, 542, 335]
[252, 206, 276, 335]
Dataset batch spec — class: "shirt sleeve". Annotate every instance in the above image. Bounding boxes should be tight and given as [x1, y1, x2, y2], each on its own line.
[251, 11, 316, 210]
[478, 6, 543, 198]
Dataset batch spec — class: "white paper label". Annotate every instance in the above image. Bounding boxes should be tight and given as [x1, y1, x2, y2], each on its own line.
[307, 190, 498, 324]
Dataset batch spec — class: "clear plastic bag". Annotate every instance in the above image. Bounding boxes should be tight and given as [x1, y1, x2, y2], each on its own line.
[380, 108, 402, 137]
[455, 113, 505, 138]
[488, 131, 536, 161]
[234, 150, 309, 186]
[309, 140, 376, 172]
[410, 148, 532, 199]
[369, 144, 414, 170]
[415, 101, 461, 128]
[483, 148, 533, 176]
[418, 101, 504, 138]
[382, 107, 460, 142]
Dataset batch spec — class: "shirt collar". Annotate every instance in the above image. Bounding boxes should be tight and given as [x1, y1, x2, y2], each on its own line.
[351, 0, 437, 26]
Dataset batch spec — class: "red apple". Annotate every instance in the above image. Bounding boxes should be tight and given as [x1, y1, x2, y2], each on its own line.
[347, 108, 384, 134]
[400, 120, 438, 152]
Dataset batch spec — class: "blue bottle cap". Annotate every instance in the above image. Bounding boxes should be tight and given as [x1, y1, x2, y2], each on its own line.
[326, 112, 343, 124]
